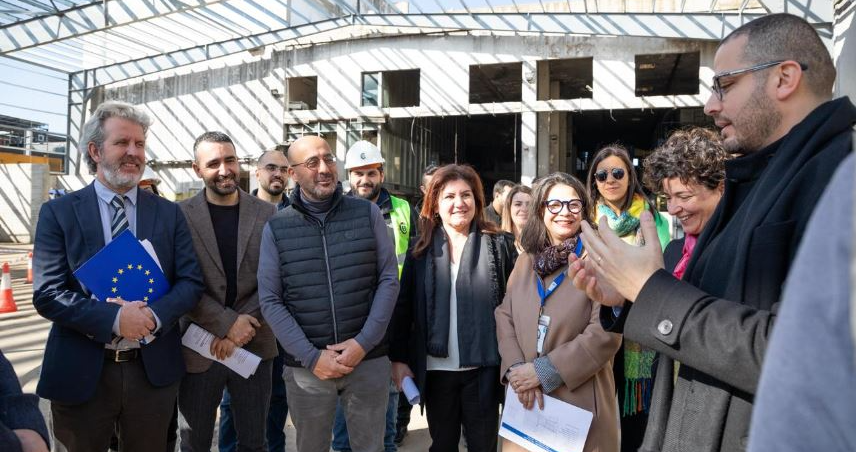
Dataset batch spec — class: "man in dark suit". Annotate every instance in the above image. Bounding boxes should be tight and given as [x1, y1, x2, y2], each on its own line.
[177, 132, 278, 451]
[32, 101, 204, 452]
[573, 14, 856, 452]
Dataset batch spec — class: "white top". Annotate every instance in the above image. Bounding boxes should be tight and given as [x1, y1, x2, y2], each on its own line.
[426, 261, 478, 372]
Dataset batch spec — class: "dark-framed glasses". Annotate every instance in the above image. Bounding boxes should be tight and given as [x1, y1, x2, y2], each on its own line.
[544, 199, 584, 214]
[263, 164, 289, 174]
[594, 167, 625, 182]
[291, 154, 336, 170]
[712, 60, 808, 101]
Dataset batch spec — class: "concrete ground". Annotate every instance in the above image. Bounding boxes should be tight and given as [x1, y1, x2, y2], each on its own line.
[0, 244, 463, 452]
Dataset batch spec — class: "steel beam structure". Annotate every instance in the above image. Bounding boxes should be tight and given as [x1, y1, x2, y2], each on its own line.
[83, 17, 352, 85]
[0, 0, 228, 54]
[78, 11, 768, 87]
[354, 12, 765, 40]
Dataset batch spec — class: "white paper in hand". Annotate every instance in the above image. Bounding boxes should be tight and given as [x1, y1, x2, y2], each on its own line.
[181, 324, 262, 379]
[499, 386, 593, 452]
[402, 376, 420, 405]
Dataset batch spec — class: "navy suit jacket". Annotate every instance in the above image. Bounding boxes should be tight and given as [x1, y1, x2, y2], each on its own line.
[33, 183, 204, 404]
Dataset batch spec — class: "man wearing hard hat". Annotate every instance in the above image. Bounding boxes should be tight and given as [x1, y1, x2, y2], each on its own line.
[332, 140, 417, 452]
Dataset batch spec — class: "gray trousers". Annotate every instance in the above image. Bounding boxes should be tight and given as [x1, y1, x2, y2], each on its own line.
[285, 356, 390, 452]
[51, 358, 179, 452]
[178, 359, 272, 452]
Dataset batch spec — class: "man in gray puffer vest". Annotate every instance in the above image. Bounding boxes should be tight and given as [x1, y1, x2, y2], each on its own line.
[258, 135, 399, 452]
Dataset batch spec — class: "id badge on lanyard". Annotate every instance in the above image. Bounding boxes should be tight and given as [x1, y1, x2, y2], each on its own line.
[535, 272, 566, 356]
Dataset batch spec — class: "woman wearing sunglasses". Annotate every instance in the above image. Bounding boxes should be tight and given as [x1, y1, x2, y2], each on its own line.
[586, 145, 670, 452]
[495, 172, 621, 452]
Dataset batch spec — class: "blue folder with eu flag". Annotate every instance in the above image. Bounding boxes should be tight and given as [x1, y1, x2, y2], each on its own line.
[73, 230, 170, 303]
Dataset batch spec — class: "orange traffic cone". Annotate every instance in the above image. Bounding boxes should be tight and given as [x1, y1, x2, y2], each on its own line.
[26, 252, 33, 284]
[0, 262, 17, 313]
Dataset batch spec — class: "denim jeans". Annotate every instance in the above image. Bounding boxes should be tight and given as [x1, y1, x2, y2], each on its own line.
[219, 350, 288, 452]
[331, 380, 398, 452]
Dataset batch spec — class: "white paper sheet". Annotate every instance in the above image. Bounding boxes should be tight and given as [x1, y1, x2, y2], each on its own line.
[181, 324, 262, 379]
[499, 387, 593, 452]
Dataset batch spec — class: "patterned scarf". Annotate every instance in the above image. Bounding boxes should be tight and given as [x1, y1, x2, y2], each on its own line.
[532, 236, 579, 278]
[598, 194, 658, 417]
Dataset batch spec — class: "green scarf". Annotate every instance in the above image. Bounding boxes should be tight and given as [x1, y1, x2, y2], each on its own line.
[596, 194, 657, 417]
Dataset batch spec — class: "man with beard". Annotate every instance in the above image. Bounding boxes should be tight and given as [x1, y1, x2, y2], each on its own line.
[259, 135, 399, 452]
[485, 179, 513, 226]
[571, 13, 856, 452]
[218, 146, 291, 452]
[252, 148, 291, 210]
[331, 140, 417, 452]
[176, 132, 278, 451]
[32, 101, 204, 452]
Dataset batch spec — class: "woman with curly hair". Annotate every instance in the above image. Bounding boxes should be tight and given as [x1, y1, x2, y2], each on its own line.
[598, 129, 728, 451]
[586, 145, 671, 452]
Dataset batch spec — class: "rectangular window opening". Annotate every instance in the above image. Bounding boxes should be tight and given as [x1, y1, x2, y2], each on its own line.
[287, 76, 318, 110]
[537, 58, 594, 100]
[469, 62, 522, 104]
[635, 52, 700, 97]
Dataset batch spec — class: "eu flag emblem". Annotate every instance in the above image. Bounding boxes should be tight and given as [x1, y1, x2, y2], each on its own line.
[73, 230, 171, 303]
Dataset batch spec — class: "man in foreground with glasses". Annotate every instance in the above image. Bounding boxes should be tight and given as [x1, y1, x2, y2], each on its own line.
[258, 135, 400, 452]
[571, 13, 856, 451]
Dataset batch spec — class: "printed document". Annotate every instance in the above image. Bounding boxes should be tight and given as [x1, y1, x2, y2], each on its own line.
[499, 387, 593, 452]
[181, 324, 262, 379]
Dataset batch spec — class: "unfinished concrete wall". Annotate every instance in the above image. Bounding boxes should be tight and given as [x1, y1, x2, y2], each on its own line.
[0, 163, 51, 243]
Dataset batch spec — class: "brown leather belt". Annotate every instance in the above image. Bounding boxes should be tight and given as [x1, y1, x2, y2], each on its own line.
[104, 349, 140, 362]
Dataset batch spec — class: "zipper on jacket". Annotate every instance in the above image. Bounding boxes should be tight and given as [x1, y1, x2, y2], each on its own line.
[319, 226, 339, 344]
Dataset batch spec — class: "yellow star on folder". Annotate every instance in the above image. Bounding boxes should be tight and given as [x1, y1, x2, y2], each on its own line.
[127, 264, 133, 269]
[143, 296, 149, 302]
[149, 278, 154, 284]
[112, 277, 118, 283]
[148, 288, 153, 293]
[145, 270, 150, 276]
[111, 287, 117, 293]
[117, 269, 124, 275]
[137, 264, 143, 270]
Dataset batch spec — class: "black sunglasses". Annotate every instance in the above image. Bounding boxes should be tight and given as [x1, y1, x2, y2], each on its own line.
[594, 168, 625, 182]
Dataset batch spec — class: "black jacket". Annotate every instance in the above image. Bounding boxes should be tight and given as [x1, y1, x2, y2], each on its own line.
[610, 97, 855, 452]
[389, 228, 516, 399]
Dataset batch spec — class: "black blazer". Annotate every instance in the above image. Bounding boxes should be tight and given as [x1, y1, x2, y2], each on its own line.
[33, 183, 204, 404]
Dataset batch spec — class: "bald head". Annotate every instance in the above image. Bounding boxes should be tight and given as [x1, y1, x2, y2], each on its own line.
[287, 135, 329, 164]
[286, 135, 338, 202]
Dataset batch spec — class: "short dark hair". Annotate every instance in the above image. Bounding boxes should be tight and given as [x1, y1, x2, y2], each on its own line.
[643, 128, 728, 193]
[193, 131, 234, 161]
[258, 149, 287, 166]
[492, 179, 515, 197]
[721, 13, 835, 98]
[423, 164, 439, 177]
[519, 172, 588, 254]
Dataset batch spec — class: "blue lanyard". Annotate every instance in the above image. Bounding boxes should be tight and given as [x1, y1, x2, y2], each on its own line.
[535, 238, 583, 308]
[536, 272, 566, 308]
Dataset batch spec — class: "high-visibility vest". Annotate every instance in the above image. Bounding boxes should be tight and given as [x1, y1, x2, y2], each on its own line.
[388, 195, 412, 277]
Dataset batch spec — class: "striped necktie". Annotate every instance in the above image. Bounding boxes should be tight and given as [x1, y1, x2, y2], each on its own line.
[110, 195, 129, 238]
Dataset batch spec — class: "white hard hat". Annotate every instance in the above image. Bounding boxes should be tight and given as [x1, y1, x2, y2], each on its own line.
[344, 141, 385, 170]
[141, 166, 161, 185]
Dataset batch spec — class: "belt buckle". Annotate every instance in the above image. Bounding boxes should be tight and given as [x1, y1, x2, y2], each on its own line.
[113, 349, 131, 363]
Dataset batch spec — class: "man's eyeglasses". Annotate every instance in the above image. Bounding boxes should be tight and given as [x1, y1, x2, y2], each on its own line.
[263, 164, 289, 174]
[594, 168, 625, 183]
[544, 199, 584, 214]
[712, 60, 808, 101]
[291, 155, 336, 170]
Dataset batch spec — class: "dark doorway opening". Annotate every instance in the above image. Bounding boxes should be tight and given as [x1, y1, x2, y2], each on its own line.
[569, 107, 712, 181]
[434, 113, 522, 198]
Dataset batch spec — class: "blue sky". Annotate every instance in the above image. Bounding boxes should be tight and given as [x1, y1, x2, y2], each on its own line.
[0, 57, 68, 133]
